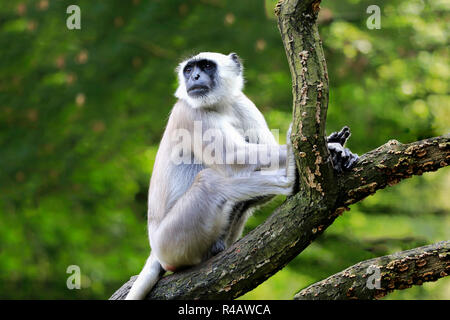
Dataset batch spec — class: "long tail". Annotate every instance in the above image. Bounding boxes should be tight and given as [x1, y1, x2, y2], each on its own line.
[125, 253, 164, 300]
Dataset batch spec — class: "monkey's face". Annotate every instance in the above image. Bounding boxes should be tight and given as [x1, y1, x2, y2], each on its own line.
[183, 59, 217, 97]
[175, 52, 244, 108]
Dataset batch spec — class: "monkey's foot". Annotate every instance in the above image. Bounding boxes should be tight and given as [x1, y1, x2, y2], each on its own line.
[327, 126, 351, 146]
[328, 143, 359, 173]
[327, 126, 358, 172]
[209, 239, 226, 256]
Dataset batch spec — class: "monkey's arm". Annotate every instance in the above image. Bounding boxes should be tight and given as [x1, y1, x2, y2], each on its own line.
[226, 143, 287, 170]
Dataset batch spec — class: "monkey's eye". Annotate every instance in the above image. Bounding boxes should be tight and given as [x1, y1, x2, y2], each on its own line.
[184, 66, 192, 74]
[204, 62, 213, 70]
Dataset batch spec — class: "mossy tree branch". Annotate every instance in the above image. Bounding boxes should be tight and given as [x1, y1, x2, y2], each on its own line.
[110, 0, 450, 300]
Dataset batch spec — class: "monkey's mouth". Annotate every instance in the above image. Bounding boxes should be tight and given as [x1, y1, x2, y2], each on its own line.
[188, 85, 209, 96]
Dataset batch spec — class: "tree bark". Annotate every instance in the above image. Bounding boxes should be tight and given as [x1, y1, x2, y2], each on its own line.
[110, 135, 449, 300]
[339, 135, 450, 208]
[110, 0, 450, 300]
[294, 241, 450, 300]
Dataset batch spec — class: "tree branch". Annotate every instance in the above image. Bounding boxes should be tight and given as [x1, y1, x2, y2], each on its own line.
[339, 135, 450, 208]
[277, 0, 337, 203]
[111, 135, 449, 300]
[294, 241, 450, 300]
[110, 0, 450, 300]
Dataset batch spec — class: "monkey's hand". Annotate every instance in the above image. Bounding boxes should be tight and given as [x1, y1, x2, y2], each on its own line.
[327, 126, 359, 173]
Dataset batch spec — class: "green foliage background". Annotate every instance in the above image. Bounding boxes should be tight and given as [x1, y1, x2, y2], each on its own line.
[0, 0, 448, 299]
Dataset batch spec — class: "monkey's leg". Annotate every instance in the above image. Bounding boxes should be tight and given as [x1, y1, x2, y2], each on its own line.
[226, 126, 296, 247]
[222, 196, 272, 248]
[224, 206, 255, 247]
[151, 166, 295, 270]
[224, 159, 296, 249]
[225, 126, 297, 247]
[150, 168, 236, 270]
[203, 202, 247, 259]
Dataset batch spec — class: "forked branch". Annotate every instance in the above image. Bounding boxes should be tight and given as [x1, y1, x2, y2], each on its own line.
[110, 0, 449, 300]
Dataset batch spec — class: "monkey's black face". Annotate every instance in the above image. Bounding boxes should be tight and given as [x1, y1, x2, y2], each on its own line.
[183, 59, 217, 97]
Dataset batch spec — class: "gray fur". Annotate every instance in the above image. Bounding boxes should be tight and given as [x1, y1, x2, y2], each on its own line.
[126, 52, 296, 299]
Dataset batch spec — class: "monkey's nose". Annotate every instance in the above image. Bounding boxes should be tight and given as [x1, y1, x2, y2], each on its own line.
[193, 74, 200, 80]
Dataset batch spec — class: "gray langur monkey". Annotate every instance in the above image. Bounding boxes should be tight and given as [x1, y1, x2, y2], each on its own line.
[125, 52, 358, 299]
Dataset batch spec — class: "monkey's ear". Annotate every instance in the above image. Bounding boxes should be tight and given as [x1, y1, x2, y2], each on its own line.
[228, 52, 242, 72]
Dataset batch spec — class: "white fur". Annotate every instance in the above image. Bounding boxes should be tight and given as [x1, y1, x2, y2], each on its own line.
[175, 52, 244, 109]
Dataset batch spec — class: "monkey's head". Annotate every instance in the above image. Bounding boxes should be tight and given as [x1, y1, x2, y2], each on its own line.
[175, 52, 244, 108]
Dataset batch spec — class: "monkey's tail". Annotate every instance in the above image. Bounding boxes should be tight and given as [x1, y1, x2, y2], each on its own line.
[125, 253, 163, 300]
